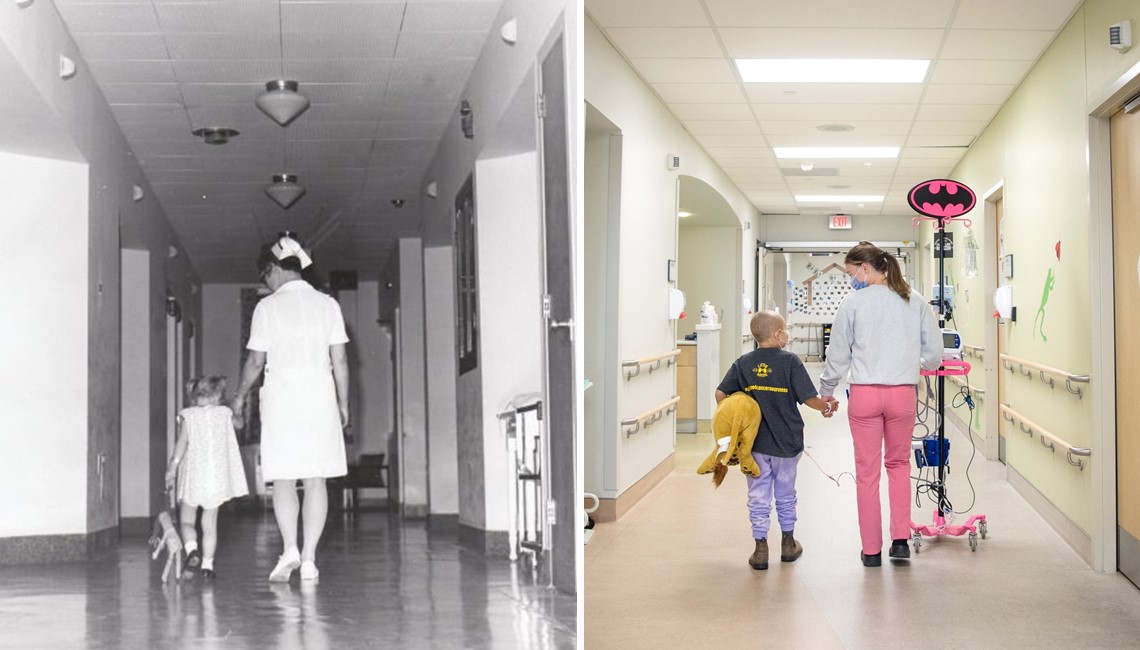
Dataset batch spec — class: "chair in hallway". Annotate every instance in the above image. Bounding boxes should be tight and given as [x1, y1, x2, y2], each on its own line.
[329, 453, 388, 513]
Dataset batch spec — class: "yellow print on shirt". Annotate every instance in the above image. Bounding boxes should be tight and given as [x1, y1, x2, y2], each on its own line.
[746, 385, 789, 394]
[752, 363, 770, 378]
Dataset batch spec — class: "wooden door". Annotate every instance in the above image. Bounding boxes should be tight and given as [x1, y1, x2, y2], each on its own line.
[996, 198, 1007, 463]
[1111, 106, 1140, 587]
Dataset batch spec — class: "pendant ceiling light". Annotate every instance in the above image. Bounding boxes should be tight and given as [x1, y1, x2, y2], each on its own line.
[256, 80, 310, 126]
[264, 173, 306, 209]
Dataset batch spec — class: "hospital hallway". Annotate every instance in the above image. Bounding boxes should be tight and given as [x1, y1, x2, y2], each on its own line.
[584, 364, 1140, 649]
[0, 506, 576, 649]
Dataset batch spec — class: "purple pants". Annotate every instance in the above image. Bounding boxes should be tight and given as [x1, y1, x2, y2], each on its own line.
[745, 451, 801, 540]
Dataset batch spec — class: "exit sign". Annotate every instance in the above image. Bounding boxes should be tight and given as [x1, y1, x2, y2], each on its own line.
[829, 214, 852, 229]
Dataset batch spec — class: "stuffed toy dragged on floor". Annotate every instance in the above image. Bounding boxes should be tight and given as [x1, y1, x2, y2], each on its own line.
[697, 392, 762, 487]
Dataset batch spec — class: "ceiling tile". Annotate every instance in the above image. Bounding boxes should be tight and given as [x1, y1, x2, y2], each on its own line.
[281, 1, 406, 34]
[923, 84, 1013, 104]
[103, 83, 184, 104]
[165, 33, 280, 60]
[72, 33, 170, 60]
[682, 119, 760, 135]
[905, 135, 975, 147]
[752, 103, 918, 121]
[629, 58, 737, 84]
[603, 28, 723, 58]
[764, 133, 905, 148]
[759, 120, 911, 136]
[669, 103, 755, 120]
[403, 1, 502, 32]
[941, 29, 1056, 60]
[706, 0, 953, 28]
[719, 28, 943, 58]
[915, 104, 998, 121]
[653, 83, 745, 103]
[172, 60, 282, 84]
[909, 121, 988, 136]
[54, 3, 161, 33]
[952, 0, 1080, 31]
[395, 31, 486, 60]
[744, 84, 923, 105]
[929, 59, 1034, 85]
[154, 2, 277, 33]
[283, 59, 392, 83]
[284, 32, 401, 59]
[85, 59, 177, 83]
[585, 0, 708, 27]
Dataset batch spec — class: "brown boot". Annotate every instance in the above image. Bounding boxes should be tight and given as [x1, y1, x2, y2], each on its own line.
[781, 531, 803, 562]
[748, 538, 768, 570]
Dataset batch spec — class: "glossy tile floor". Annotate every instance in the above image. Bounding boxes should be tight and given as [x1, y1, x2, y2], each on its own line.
[0, 508, 576, 649]
[585, 364, 1140, 649]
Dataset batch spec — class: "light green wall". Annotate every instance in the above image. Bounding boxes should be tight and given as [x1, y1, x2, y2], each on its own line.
[936, 1, 1140, 534]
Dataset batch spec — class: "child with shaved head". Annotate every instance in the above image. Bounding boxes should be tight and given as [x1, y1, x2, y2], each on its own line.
[716, 310, 834, 570]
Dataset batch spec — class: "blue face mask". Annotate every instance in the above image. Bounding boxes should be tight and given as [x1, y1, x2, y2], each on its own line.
[850, 266, 869, 291]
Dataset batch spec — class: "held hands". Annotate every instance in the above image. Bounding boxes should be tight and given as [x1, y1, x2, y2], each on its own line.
[164, 467, 177, 490]
[822, 396, 841, 418]
[339, 404, 350, 430]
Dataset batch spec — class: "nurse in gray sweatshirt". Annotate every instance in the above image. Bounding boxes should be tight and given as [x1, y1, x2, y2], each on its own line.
[819, 241, 942, 568]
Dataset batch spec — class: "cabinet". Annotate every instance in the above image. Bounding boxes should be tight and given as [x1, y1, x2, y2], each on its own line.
[675, 343, 697, 431]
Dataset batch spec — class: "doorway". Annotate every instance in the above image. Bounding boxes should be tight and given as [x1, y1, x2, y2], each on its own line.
[1111, 103, 1140, 587]
[537, 27, 575, 597]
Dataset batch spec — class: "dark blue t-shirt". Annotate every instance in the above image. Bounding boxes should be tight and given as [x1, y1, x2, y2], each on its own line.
[717, 347, 819, 458]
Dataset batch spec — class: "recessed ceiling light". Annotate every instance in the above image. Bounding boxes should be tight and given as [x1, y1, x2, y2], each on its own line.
[796, 195, 884, 203]
[826, 184, 852, 190]
[677, 211, 692, 218]
[775, 147, 898, 159]
[817, 124, 855, 133]
[736, 59, 929, 83]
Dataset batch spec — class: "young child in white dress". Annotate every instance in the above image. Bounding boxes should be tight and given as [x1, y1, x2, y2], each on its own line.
[165, 376, 249, 579]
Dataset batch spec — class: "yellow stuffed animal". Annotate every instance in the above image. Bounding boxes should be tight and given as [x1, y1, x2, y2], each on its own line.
[697, 392, 762, 487]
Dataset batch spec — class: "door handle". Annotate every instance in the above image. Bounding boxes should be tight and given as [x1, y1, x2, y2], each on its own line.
[549, 319, 574, 342]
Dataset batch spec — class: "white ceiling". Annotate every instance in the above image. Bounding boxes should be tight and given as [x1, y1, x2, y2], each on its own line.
[585, 0, 1083, 219]
[52, 0, 503, 282]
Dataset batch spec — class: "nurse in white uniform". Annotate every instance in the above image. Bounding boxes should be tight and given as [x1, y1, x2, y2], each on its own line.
[232, 233, 350, 582]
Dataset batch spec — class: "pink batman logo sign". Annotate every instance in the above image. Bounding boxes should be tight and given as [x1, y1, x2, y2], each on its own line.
[908, 179, 976, 218]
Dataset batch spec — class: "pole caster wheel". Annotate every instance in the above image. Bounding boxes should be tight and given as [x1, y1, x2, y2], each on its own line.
[969, 532, 978, 552]
[979, 520, 988, 539]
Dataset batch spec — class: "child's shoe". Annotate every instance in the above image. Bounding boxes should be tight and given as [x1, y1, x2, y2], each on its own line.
[269, 548, 301, 582]
[748, 539, 768, 570]
[200, 557, 216, 580]
[780, 531, 803, 562]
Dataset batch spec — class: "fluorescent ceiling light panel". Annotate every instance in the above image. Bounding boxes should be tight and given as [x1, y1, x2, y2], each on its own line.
[796, 195, 884, 203]
[736, 59, 929, 83]
[775, 147, 899, 159]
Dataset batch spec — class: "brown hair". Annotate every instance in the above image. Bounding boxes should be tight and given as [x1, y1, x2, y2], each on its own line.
[845, 241, 911, 302]
[185, 376, 226, 405]
[749, 310, 784, 343]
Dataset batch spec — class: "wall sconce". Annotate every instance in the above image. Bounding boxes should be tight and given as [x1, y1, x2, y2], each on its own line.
[500, 18, 518, 45]
[460, 100, 474, 139]
[132, 185, 145, 202]
[59, 55, 76, 80]
[425, 181, 439, 199]
[256, 80, 310, 126]
[16, 0, 36, 8]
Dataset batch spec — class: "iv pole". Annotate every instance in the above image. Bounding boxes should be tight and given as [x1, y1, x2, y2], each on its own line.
[908, 180, 988, 553]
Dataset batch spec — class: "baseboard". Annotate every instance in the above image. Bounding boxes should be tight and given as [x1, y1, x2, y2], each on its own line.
[402, 504, 429, 519]
[0, 526, 118, 565]
[594, 452, 675, 523]
[1007, 465, 1093, 566]
[120, 516, 153, 537]
[427, 514, 459, 533]
[676, 418, 696, 433]
[457, 524, 510, 558]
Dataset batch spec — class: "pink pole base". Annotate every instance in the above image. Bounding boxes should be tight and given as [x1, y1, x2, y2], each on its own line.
[911, 510, 986, 538]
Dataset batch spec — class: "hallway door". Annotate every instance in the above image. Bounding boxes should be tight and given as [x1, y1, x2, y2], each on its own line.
[1111, 105, 1140, 587]
[995, 197, 1007, 464]
[538, 29, 575, 596]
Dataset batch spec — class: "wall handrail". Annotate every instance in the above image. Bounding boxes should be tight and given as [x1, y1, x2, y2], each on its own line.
[945, 374, 985, 398]
[622, 349, 682, 380]
[962, 343, 985, 360]
[621, 395, 680, 437]
[998, 404, 1091, 470]
[998, 353, 1090, 398]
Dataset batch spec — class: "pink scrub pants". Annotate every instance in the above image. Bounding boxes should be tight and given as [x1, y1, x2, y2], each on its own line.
[847, 384, 916, 555]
